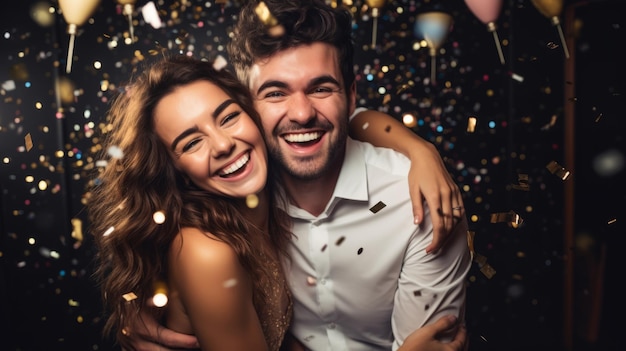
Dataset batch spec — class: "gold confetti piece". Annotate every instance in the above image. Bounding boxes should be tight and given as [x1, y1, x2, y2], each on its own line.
[473, 253, 496, 279]
[546, 161, 571, 180]
[10, 63, 29, 81]
[480, 265, 497, 279]
[107, 145, 124, 159]
[213, 55, 228, 71]
[357, 248, 363, 255]
[594, 113, 603, 123]
[466, 116, 477, 133]
[490, 210, 523, 227]
[540, 114, 558, 130]
[382, 94, 391, 105]
[141, 1, 162, 29]
[361, 122, 370, 130]
[396, 81, 414, 94]
[153, 210, 166, 224]
[467, 231, 475, 255]
[25, 133, 33, 152]
[413, 290, 422, 297]
[2, 80, 16, 91]
[121, 327, 130, 336]
[321, 243, 327, 252]
[71, 218, 83, 242]
[223, 278, 238, 288]
[122, 292, 138, 302]
[369, 201, 386, 213]
[246, 194, 259, 208]
[306, 276, 317, 286]
[510, 72, 524, 82]
[511, 173, 530, 191]
[608, 218, 617, 225]
[474, 253, 487, 266]
[335, 236, 345, 246]
[254, 1, 285, 37]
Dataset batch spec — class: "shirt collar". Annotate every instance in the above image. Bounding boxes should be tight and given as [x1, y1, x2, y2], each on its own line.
[276, 138, 369, 217]
[333, 138, 368, 202]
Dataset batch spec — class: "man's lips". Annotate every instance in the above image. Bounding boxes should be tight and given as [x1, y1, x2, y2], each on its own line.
[282, 131, 323, 143]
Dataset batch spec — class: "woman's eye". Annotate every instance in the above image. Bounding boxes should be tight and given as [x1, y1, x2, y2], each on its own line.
[182, 138, 201, 152]
[221, 111, 241, 126]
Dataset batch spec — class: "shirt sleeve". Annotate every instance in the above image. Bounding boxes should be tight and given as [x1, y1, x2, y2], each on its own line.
[349, 106, 368, 122]
[391, 216, 473, 350]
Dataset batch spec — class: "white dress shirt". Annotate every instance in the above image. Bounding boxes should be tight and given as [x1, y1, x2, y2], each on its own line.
[283, 138, 472, 351]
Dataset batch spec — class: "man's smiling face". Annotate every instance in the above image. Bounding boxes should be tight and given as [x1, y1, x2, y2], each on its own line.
[248, 42, 355, 180]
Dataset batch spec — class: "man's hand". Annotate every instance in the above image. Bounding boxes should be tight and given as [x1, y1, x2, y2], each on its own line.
[348, 109, 465, 254]
[123, 309, 199, 351]
[399, 315, 467, 351]
[408, 142, 465, 254]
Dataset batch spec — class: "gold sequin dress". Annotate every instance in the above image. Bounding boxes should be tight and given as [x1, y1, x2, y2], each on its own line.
[254, 251, 292, 351]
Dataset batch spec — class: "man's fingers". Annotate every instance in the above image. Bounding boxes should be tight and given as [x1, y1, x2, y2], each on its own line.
[433, 314, 458, 332]
[155, 327, 200, 349]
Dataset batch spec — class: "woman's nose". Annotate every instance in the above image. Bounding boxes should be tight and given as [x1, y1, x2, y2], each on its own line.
[210, 130, 235, 158]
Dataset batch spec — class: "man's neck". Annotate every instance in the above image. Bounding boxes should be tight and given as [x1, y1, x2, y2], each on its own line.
[281, 160, 342, 217]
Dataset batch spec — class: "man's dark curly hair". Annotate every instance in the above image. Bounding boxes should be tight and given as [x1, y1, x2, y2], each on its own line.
[228, 0, 355, 95]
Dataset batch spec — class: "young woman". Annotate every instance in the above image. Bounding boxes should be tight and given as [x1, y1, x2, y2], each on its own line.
[88, 55, 293, 351]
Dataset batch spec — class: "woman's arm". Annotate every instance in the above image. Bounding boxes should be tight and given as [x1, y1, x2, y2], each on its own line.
[349, 109, 465, 254]
[167, 228, 269, 351]
[122, 228, 268, 351]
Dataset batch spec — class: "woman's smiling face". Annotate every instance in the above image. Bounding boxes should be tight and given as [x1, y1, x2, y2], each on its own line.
[153, 80, 268, 198]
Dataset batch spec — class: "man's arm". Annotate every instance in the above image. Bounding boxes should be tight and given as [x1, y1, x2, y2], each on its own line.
[349, 109, 465, 253]
[391, 216, 472, 350]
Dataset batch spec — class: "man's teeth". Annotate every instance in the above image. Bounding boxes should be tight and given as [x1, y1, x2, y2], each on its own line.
[283, 132, 321, 143]
[221, 153, 250, 175]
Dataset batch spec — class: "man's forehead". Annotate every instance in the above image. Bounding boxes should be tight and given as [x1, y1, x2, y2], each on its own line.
[247, 46, 342, 89]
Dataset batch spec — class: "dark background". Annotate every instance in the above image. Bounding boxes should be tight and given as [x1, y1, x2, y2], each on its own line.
[0, 0, 623, 350]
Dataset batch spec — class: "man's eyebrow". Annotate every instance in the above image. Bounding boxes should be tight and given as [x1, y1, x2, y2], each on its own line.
[256, 80, 288, 96]
[255, 75, 342, 96]
[170, 98, 235, 152]
[310, 75, 341, 88]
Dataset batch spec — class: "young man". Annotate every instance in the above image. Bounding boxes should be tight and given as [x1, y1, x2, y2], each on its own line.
[230, 2, 471, 349]
[124, 1, 470, 350]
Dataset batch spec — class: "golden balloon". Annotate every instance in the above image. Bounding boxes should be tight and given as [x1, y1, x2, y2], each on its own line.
[531, 0, 563, 18]
[365, 0, 387, 9]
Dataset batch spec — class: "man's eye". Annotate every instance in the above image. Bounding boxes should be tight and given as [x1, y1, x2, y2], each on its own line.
[264, 91, 285, 98]
[311, 87, 334, 97]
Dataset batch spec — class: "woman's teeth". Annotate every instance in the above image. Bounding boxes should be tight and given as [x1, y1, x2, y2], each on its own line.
[220, 153, 250, 176]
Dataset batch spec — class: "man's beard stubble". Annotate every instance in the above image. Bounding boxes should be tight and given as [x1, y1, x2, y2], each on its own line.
[267, 121, 348, 181]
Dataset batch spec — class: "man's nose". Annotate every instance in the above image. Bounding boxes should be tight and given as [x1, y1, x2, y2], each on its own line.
[288, 92, 315, 124]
